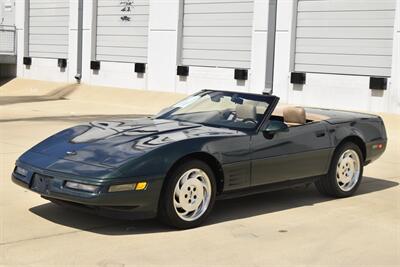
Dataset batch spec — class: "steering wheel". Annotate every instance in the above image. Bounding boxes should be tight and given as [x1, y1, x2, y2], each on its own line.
[222, 110, 237, 120]
[242, 118, 257, 124]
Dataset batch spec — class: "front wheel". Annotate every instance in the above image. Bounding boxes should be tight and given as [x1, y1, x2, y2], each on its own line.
[315, 142, 364, 198]
[158, 160, 216, 229]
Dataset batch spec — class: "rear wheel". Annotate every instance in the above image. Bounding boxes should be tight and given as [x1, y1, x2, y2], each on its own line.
[315, 142, 364, 198]
[158, 160, 216, 229]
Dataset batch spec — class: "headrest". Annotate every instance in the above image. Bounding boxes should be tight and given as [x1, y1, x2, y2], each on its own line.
[236, 104, 256, 120]
[283, 106, 306, 125]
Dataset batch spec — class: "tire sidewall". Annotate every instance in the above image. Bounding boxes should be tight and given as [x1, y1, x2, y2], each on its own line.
[159, 160, 217, 229]
[329, 143, 364, 197]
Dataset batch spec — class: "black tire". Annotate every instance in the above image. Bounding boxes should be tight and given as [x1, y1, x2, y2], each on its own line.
[158, 159, 217, 229]
[315, 142, 364, 198]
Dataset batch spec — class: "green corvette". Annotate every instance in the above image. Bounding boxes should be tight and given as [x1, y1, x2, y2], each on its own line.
[12, 90, 387, 228]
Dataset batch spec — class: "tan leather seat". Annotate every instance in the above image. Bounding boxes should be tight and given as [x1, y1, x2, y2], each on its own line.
[283, 106, 306, 126]
[236, 104, 256, 120]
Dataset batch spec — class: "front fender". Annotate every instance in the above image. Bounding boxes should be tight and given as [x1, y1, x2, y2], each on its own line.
[115, 137, 222, 179]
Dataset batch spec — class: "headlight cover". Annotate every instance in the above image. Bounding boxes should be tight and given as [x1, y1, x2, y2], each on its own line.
[65, 181, 100, 193]
[15, 166, 28, 177]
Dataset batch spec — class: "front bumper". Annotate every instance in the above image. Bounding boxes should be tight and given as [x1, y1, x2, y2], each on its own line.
[12, 162, 164, 220]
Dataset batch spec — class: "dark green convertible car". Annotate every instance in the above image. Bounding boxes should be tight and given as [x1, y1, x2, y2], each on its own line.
[12, 90, 387, 229]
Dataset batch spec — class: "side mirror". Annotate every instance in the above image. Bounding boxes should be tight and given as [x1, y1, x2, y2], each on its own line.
[263, 120, 288, 139]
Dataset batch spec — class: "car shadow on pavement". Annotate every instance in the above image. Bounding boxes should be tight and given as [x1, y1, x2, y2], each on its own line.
[0, 84, 78, 106]
[29, 176, 398, 235]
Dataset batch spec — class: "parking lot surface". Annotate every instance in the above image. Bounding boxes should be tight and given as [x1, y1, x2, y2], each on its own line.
[1, 79, 399, 266]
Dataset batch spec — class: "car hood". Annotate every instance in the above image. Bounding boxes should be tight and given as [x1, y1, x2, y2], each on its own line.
[26, 118, 238, 168]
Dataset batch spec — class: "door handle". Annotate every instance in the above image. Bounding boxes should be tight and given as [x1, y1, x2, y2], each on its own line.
[315, 131, 326, 138]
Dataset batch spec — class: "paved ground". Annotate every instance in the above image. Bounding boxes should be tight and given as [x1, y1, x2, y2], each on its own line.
[0, 79, 399, 266]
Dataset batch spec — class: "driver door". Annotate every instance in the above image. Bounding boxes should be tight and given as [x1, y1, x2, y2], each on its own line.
[250, 121, 332, 186]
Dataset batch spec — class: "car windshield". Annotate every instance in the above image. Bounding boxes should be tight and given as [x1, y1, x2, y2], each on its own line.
[156, 91, 274, 130]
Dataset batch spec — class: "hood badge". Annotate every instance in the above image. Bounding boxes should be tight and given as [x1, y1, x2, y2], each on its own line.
[66, 151, 77, 156]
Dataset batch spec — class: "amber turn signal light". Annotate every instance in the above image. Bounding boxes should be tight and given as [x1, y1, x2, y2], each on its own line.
[135, 182, 148, 191]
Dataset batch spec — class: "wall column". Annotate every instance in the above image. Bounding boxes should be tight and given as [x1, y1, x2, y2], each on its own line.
[249, 0, 270, 94]
[147, 0, 181, 92]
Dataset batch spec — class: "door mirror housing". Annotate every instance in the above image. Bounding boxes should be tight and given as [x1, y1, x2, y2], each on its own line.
[263, 120, 288, 139]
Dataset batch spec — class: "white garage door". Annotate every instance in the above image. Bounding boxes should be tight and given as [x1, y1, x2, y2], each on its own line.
[181, 0, 254, 69]
[95, 0, 149, 63]
[294, 0, 396, 77]
[29, 0, 69, 59]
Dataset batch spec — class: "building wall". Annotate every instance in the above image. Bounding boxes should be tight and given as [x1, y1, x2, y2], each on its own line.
[14, 0, 400, 114]
[0, 0, 15, 25]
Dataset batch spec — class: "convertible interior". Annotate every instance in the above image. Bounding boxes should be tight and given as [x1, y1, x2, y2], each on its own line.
[235, 103, 330, 128]
[270, 105, 330, 127]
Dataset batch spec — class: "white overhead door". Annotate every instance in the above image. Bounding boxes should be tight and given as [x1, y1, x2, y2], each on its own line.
[181, 0, 254, 69]
[95, 0, 149, 63]
[294, 0, 397, 77]
[29, 0, 69, 59]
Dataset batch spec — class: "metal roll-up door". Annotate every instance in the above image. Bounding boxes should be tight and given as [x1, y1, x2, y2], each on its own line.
[181, 0, 254, 69]
[28, 0, 69, 59]
[95, 0, 149, 63]
[294, 0, 396, 77]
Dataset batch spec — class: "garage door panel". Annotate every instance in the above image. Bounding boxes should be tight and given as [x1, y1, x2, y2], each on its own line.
[297, 19, 395, 27]
[97, 6, 149, 16]
[30, 1, 68, 9]
[97, 16, 149, 27]
[29, 44, 69, 54]
[97, 35, 148, 48]
[29, 51, 68, 59]
[297, 27, 394, 39]
[296, 46, 393, 56]
[184, 3, 253, 14]
[182, 49, 251, 61]
[29, 0, 69, 59]
[184, 13, 253, 27]
[97, 47, 147, 57]
[181, 0, 254, 68]
[29, 16, 69, 27]
[295, 53, 392, 68]
[29, 27, 69, 35]
[182, 58, 251, 69]
[183, 37, 251, 51]
[297, 10, 395, 21]
[30, 34, 69, 45]
[183, 26, 252, 37]
[97, 27, 148, 36]
[296, 41, 393, 56]
[294, 0, 396, 77]
[96, 0, 149, 63]
[295, 64, 391, 77]
[185, 0, 251, 3]
[296, 38, 394, 49]
[96, 55, 147, 63]
[298, 0, 396, 12]
[30, 8, 69, 17]
[97, 0, 148, 6]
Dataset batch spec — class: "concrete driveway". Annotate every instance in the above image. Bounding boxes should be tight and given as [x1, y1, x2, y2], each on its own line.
[1, 79, 399, 266]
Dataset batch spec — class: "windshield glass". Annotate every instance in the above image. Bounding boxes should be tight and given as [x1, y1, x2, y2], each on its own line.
[156, 91, 274, 130]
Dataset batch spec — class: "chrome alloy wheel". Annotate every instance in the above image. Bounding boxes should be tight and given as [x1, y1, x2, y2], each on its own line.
[173, 168, 212, 222]
[336, 149, 361, 192]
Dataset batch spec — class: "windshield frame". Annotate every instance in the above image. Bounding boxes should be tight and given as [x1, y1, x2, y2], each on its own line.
[156, 90, 279, 132]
